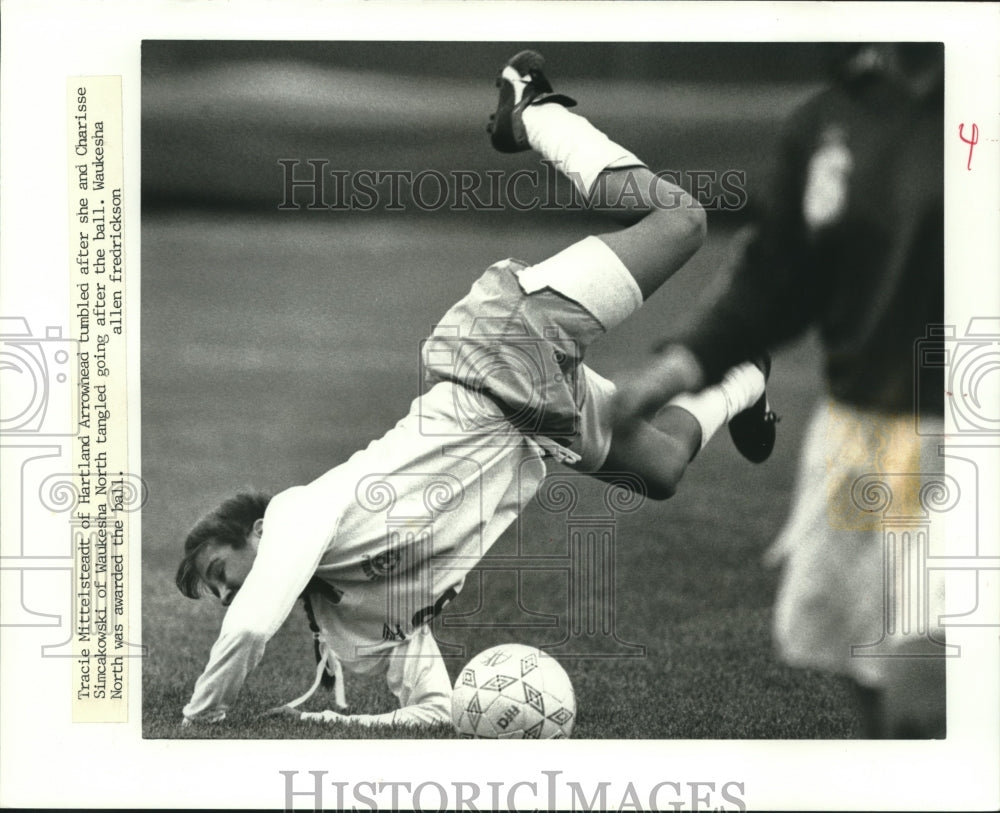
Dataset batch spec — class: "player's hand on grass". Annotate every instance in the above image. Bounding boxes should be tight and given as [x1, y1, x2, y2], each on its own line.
[182, 712, 225, 727]
[261, 706, 351, 723]
[263, 705, 304, 721]
[300, 709, 349, 724]
[612, 344, 706, 427]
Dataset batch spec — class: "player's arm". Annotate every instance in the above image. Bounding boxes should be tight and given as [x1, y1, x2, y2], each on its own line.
[297, 628, 452, 727]
[182, 488, 334, 724]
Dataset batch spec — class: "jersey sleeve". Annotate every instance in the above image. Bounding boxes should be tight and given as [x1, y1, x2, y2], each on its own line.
[301, 629, 452, 727]
[182, 487, 337, 722]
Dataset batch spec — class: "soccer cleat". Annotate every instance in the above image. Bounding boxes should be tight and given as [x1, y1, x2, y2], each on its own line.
[488, 50, 577, 153]
[728, 353, 779, 463]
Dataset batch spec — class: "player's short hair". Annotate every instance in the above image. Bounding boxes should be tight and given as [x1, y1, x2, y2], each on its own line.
[175, 492, 272, 599]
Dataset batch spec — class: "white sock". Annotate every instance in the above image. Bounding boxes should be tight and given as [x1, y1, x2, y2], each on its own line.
[666, 362, 766, 450]
[521, 104, 645, 197]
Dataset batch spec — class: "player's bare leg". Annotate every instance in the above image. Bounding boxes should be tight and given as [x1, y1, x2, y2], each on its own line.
[525, 109, 776, 487]
[489, 50, 705, 299]
[517, 109, 706, 299]
[599, 360, 768, 499]
[490, 51, 769, 499]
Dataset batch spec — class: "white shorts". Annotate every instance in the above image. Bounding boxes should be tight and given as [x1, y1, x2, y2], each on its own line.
[766, 399, 948, 687]
[421, 238, 640, 472]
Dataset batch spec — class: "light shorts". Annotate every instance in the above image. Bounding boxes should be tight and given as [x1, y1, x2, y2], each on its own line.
[420, 256, 623, 472]
[766, 398, 948, 688]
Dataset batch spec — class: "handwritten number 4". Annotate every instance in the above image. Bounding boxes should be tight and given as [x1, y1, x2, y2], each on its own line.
[958, 123, 979, 171]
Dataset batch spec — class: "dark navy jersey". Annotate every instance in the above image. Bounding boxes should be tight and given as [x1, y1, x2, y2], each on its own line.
[683, 62, 944, 416]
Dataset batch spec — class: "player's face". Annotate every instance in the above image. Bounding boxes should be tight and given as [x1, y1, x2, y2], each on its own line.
[195, 520, 262, 607]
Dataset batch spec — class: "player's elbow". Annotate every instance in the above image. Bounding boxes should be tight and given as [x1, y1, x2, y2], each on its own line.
[224, 624, 270, 649]
[417, 687, 453, 726]
[426, 697, 452, 726]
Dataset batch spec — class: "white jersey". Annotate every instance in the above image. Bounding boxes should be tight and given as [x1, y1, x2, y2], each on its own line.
[183, 249, 626, 724]
[182, 381, 548, 722]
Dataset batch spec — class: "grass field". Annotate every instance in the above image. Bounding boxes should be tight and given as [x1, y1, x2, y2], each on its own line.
[141, 210, 862, 740]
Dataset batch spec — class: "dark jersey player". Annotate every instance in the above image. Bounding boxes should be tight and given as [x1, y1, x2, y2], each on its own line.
[614, 44, 946, 738]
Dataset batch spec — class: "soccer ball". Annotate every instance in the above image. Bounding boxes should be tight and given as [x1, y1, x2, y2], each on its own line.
[451, 643, 576, 738]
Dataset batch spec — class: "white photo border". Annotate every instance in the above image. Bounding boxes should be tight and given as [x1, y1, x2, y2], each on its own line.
[1, 1, 998, 810]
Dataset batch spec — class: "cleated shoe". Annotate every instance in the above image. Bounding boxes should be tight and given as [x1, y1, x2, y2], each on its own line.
[488, 49, 577, 153]
[728, 353, 779, 463]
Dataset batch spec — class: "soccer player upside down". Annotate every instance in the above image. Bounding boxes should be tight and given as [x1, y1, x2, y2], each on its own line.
[176, 51, 775, 728]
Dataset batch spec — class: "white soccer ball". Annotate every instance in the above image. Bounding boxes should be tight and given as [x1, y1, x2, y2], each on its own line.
[451, 643, 576, 738]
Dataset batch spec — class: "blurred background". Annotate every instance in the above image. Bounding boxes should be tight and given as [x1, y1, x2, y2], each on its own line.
[142, 42, 851, 738]
[142, 41, 843, 215]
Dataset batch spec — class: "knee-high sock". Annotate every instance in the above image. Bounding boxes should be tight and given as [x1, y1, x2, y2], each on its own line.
[522, 104, 645, 197]
[665, 362, 766, 450]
